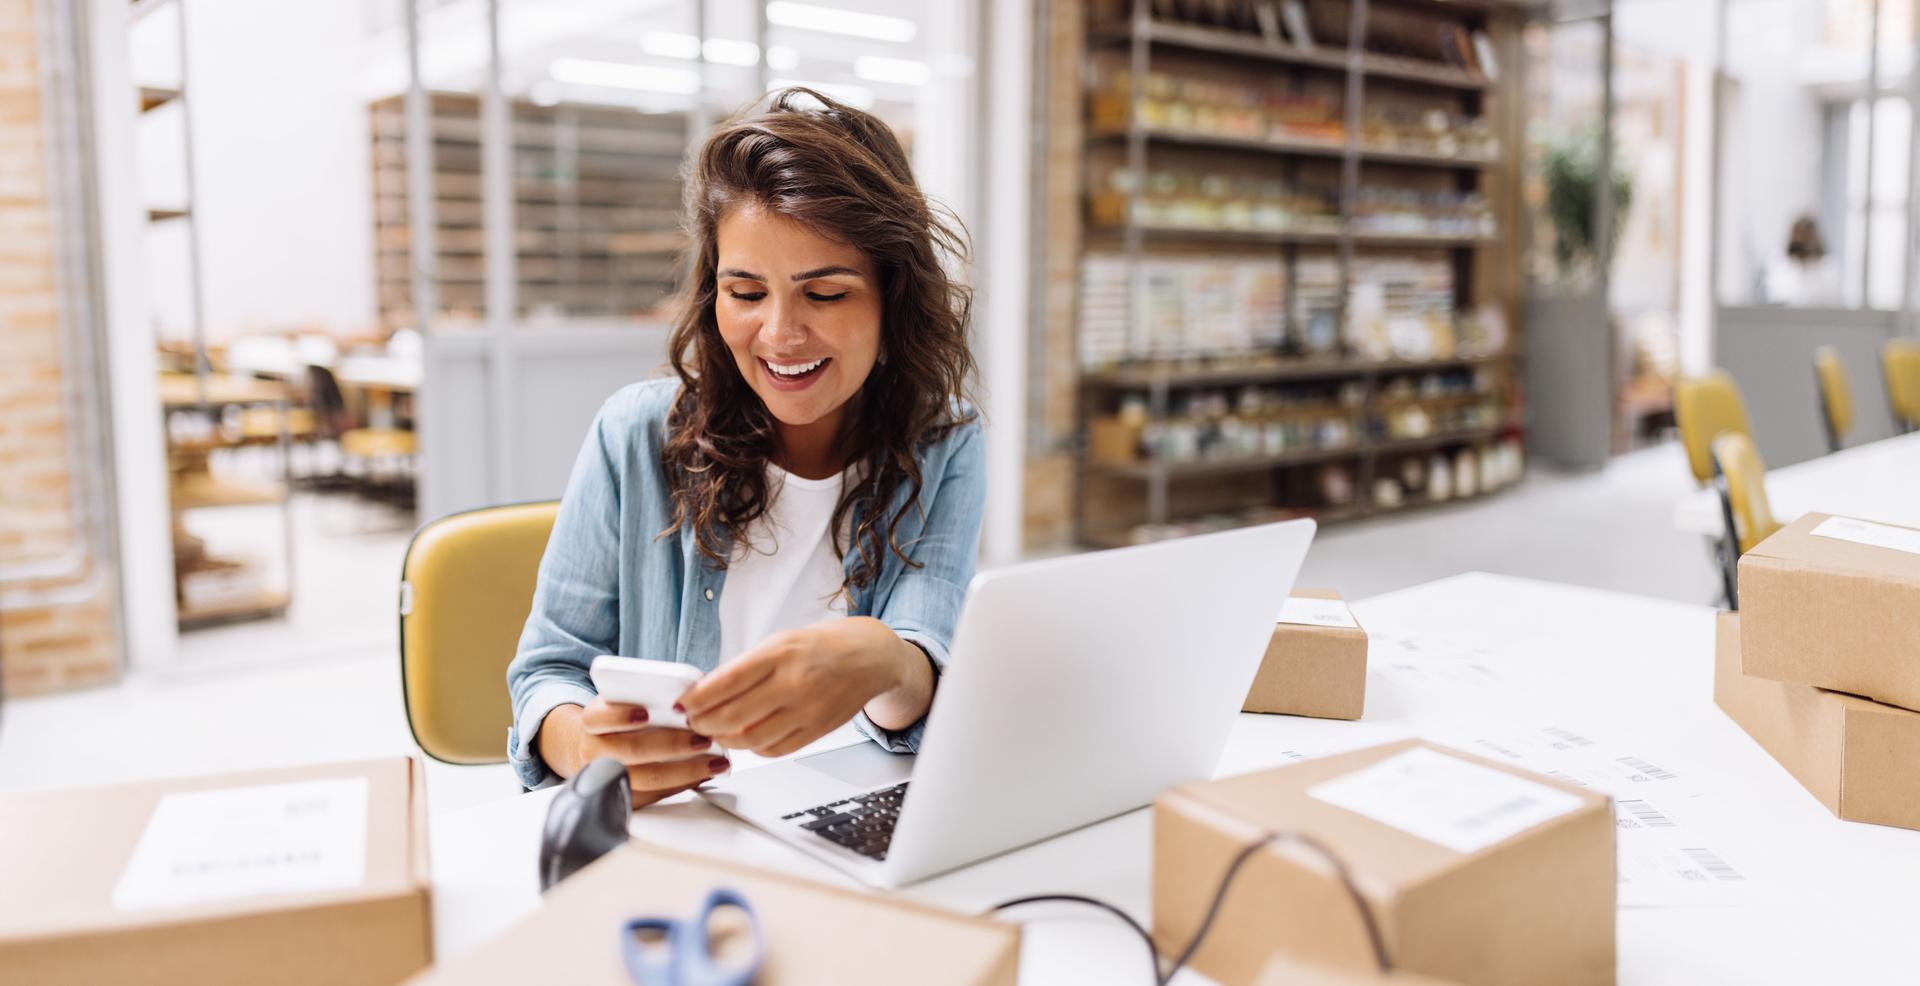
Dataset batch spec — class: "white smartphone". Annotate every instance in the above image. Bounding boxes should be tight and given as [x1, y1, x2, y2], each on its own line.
[588, 655, 703, 730]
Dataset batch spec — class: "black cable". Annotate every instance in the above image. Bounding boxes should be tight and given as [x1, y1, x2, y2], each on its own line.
[986, 830, 1391, 986]
[987, 894, 1162, 984]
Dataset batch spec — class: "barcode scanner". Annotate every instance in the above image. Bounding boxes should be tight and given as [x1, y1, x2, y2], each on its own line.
[539, 756, 632, 892]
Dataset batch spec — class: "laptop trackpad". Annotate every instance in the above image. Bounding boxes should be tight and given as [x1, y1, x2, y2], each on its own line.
[797, 743, 914, 788]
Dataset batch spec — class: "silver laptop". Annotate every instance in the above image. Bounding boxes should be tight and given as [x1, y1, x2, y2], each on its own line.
[698, 518, 1316, 888]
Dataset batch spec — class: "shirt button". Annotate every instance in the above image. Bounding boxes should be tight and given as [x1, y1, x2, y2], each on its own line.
[704, 588, 715, 601]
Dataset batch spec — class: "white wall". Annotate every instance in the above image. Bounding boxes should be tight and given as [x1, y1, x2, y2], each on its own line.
[132, 0, 376, 343]
[1716, 0, 1831, 307]
[92, 0, 179, 669]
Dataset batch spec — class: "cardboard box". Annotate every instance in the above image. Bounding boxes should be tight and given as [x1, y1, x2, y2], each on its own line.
[406, 841, 1019, 985]
[1256, 954, 1462, 985]
[1739, 512, 1920, 711]
[0, 757, 432, 986]
[1154, 739, 1614, 986]
[1244, 589, 1368, 720]
[1714, 611, 1920, 830]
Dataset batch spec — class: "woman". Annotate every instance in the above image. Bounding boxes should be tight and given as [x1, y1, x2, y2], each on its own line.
[505, 89, 984, 805]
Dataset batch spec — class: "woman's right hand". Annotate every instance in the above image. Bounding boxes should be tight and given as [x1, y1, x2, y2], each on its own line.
[539, 698, 732, 808]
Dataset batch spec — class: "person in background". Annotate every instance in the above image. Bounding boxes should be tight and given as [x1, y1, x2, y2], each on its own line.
[505, 89, 984, 806]
[1766, 214, 1841, 306]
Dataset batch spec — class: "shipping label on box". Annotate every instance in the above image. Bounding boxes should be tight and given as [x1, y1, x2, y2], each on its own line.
[1246, 589, 1368, 720]
[1153, 739, 1614, 986]
[1739, 512, 1920, 711]
[0, 757, 432, 986]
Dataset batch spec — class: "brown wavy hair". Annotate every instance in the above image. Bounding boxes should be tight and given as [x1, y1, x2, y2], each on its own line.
[660, 88, 976, 593]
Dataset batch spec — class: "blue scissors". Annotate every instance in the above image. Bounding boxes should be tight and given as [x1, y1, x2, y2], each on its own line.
[619, 886, 766, 986]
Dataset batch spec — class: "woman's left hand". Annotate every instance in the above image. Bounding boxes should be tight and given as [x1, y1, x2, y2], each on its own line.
[678, 617, 931, 757]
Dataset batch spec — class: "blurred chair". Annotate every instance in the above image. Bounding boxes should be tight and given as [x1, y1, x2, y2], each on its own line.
[308, 363, 418, 502]
[1674, 370, 1753, 486]
[1711, 432, 1781, 611]
[399, 500, 560, 765]
[1886, 340, 1920, 434]
[1812, 346, 1855, 453]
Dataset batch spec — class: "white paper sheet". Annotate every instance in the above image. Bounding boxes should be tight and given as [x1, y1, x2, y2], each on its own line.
[1428, 723, 1753, 908]
[1307, 747, 1585, 854]
[1277, 596, 1360, 629]
[1811, 515, 1920, 556]
[113, 777, 370, 911]
[1367, 630, 1503, 690]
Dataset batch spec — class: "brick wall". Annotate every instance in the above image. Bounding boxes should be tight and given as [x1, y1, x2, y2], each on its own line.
[0, 0, 123, 695]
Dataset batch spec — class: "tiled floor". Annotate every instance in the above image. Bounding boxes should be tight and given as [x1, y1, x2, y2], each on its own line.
[0, 441, 1720, 814]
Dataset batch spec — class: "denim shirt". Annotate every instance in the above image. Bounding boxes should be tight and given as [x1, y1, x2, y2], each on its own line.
[505, 377, 986, 789]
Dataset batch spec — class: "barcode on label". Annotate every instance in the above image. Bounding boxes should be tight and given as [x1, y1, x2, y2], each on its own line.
[1616, 756, 1678, 781]
[1680, 847, 1744, 882]
[1617, 799, 1675, 828]
[1543, 769, 1588, 788]
[1473, 738, 1526, 762]
[1542, 726, 1595, 747]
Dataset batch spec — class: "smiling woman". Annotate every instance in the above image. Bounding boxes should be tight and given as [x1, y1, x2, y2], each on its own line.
[505, 88, 984, 807]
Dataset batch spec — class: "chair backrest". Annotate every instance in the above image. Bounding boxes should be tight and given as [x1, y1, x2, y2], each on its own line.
[400, 501, 560, 764]
[1712, 431, 1780, 555]
[305, 363, 351, 437]
[1674, 370, 1754, 485]
[1812, 346, 1854, 452]
[1886, 340, 1920, 432]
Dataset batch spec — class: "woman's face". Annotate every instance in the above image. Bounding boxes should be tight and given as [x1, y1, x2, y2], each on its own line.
[714, 202, 882, 434]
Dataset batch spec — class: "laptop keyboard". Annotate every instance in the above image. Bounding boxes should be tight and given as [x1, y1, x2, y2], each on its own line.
[781, 782, 908, 861]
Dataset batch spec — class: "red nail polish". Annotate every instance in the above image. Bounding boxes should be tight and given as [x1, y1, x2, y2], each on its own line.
[672, 702, 685, 714]
[708, 757, 731, 773]
[690, 735, 712, 750]
[628, 708, 647, 724]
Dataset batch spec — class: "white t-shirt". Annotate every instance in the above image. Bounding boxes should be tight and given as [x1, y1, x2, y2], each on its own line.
[716, 465, 850, 664]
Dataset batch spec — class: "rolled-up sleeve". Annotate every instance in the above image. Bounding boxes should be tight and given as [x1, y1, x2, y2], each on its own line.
[856, 421, 985, 753]
[506, 402, 626, 788]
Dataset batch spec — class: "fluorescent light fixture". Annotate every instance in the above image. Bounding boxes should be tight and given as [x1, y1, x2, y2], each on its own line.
[703, 38, 762, 66]
[766, 45, 799, 71]
[640, 31, 762, 67]
[769, 78, 876, 110]
[549, 57, 699, 95]
[853, 55, 929, 86]
[640, 31, 701, 60]
[765, 1, 916, 43]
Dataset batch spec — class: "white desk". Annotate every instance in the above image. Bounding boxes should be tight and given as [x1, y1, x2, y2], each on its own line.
[1673, 431, 1920, 537]
[429, 573, 1920, 984]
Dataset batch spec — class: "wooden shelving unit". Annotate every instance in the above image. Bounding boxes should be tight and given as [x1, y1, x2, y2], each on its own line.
[368, 93, 689, 325]
[133, 0, 299, 629]
[160, 373, 297, 628]
[1073, 0, 1526, 548]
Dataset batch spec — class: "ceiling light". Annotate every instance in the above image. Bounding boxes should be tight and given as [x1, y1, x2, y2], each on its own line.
[640, 32, 762, 67]
[640, 31, 701, 60]
[702, 38, 761, 66]
[854, 55, 929, 86]
[549, 58, 699, 95]
[765, 2, 916, 43]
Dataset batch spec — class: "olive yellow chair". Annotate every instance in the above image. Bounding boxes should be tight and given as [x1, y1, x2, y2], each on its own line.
[1710, 432, 1780, 610]
[1674, 370, 1753, 486]
[399, 501, 559, 764]
[1812, 346, 1855, 453]
[1886, 339, 1920, 433]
